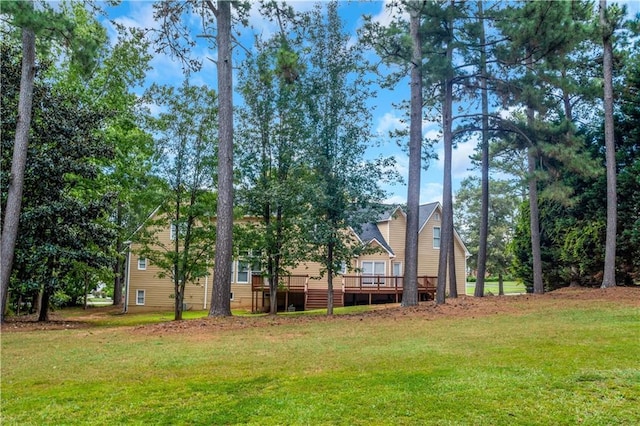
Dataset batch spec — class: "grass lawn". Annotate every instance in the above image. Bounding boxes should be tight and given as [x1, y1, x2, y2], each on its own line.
[2, 294, 639, 425]
[466, 280, 526, 295]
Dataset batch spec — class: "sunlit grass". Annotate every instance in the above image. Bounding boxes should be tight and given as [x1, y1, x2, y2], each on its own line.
[466, 280, 526, 295]
[2, 301, 639, 425]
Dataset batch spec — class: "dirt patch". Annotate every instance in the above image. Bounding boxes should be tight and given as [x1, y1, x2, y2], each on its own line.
[3, 286, 638, 334]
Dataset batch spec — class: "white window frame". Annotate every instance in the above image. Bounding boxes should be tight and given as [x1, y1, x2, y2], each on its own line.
[170, 222, 187, 241]
[136, 289, 145, 305]
[361, 261, 386, 285]
[236, 260, 250, 284]
[137, 257, 147, 270]
[392, 262, 402, 277]
[433, 226, 441, 249]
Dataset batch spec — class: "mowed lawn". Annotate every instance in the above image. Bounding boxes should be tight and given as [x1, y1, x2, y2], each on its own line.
[466, 280, 526, 295]
[2, 296, 639, 425]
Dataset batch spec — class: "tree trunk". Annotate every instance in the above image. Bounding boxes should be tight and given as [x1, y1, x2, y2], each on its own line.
[498, 272, 504, 296]
[269, 266, 278, 316]
[210, 0, 234, 316]
[600, 0, 617, 288]
[83, 271, 89, 310]
[528, 148, 544, 294]
[475, 0, 489, 298]
[112, 202, 123, 306]
[448, 230, 457, 298]
[175, 285, 184, 321]
[0, 22, 36, 322]
[526, 53, 544, 295]
[437, 69, 454, 304]
[38, 286, 51, 322]
[327, 241, 334, 316]
[402, 4, 423, 307]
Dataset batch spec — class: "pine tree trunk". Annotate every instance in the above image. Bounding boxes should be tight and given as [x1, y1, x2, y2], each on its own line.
[448, 231, 457, 298]
[528, 148, 544, 294]
[327, 241, 334, 316]
[600, 0, 617, 288]
[437, 74, 454, 304]
[210, 0, 234, 316]
[526, 54, 544, 295]
[402, 4, 423, 307]
[0, 22, 36, 322]
[475, 0, 489, 298]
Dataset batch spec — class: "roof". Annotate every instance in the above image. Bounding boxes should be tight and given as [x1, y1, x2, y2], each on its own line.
[357, 222, 395, 256]
[356, 202, 439, 256]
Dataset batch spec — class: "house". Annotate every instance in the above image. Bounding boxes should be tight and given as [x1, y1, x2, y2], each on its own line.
[124, 202, 469, 312]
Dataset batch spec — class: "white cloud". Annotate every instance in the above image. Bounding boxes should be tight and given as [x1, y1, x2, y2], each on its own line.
[384, 193, 407, 205]
[434, 137, 477, 180]
[372, 0, 408, 27]
[420, 182, 444, 205]
[376, 111, 406, 135]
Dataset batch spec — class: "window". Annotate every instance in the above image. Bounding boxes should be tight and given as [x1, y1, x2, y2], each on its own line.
[232, 250, 261, 284]
[230, 292, 234, 301]
[392, 262, 402, 277]
[169, 222, 186, 241]
[433, 227, 441, 249]
[237, 260, 250, 283]
[136, 290, 145, 305]
[434, 212, 441, 222]
[137, 257, 147, 270]
[362, 261, 385, 285]
[339, 261, 347, 275]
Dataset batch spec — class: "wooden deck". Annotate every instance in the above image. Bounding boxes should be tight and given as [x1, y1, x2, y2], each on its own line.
[252, 274, 437, 312]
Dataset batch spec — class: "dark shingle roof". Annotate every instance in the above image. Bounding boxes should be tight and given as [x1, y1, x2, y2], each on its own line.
[418, 202, 438, 231]
[357, 222, 395, 255]
[356, 202, 440, 256]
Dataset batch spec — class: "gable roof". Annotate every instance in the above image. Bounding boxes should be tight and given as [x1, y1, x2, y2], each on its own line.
[418, 202, 439, 232]
[355, 202, 469, 258]
[356, 222, 395, 256]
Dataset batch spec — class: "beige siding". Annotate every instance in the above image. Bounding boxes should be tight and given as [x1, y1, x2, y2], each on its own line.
[385, 209, 406, 263]
[128, 205, 469, 311]
[416, 207, 467, 295]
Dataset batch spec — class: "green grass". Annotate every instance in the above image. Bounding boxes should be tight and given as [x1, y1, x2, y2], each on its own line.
[57, 305, 383, 328]
[2, 301, 639, 425]
[466, 280, 526, 295]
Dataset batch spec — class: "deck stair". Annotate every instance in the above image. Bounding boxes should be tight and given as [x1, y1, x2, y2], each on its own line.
[305, 289, 344, 310]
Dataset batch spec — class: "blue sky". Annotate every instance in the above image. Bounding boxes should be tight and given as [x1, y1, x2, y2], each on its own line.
[101, 0, 640, 206]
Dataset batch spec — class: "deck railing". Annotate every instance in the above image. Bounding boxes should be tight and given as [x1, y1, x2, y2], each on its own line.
[251, 274, 308, 292]
[252, 274, 437, 294]
[342, 275, 437, 293]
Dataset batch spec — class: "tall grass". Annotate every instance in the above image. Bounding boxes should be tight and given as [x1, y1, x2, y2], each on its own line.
[2, 302, 638, 425]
